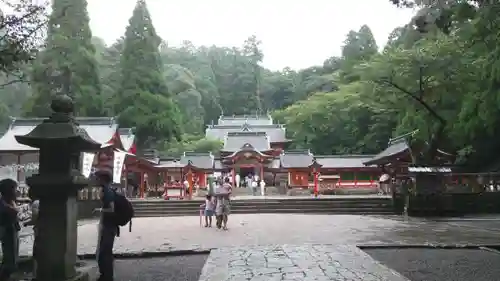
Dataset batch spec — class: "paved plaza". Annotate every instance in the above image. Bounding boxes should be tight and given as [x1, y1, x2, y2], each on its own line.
[12, 214, 500, 280]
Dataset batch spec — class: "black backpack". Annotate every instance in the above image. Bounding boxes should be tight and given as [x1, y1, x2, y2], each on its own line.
[113, 191, 134, 232]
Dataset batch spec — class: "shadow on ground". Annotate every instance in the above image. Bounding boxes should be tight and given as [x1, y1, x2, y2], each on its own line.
[87, 254, 209, 281]
[363, 248, 500, 281]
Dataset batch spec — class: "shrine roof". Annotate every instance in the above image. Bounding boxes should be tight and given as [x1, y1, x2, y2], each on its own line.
[206, 123, 287, 143]
[315, 155, 377, 169]
[279, 149, 314, 168]
[363, 137, 411, 166]
[156, 160, 185, 169]
[222, 132, 271, 152]
[217, 114, 273, 126]
[180, 152, 214, 169]
[0, 117, 119, 152]
[118, 128, 135, 152]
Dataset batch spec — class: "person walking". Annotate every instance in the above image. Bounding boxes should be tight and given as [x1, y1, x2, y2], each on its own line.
[251, 180, 258, 196]
[0, 179, 20, 281]
[215, 178, 232, 230]
[94, 170, 117, 281]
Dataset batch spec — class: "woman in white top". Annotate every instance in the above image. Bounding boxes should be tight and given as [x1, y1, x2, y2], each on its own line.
[259, 180, 266, 196]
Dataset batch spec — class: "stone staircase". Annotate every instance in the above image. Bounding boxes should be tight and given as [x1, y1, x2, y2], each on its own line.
[131, 196, 395, 217]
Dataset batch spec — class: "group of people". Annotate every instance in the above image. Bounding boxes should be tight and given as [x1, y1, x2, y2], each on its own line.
[201, 177, 232, 230]
[0, 170, 120, 281]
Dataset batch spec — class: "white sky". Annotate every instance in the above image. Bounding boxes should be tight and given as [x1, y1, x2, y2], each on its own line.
[88, 0, 415, 71]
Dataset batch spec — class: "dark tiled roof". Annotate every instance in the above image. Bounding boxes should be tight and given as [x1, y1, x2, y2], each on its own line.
[280, 149, 314, 168]
[206, 124, 286, 143]
[315, 155, 377, 168]
[363, 138, 410, 166]
[180, 152, 214, 169]
[118, 128, 135, 151]
[217, 115, 273, 126]
[0, 117, 118, 152]
[222, 132, 271, 152]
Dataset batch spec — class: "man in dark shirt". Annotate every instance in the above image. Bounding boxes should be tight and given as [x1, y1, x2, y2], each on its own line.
[0, 179, 20, 281]
[94, 170, 116, 281]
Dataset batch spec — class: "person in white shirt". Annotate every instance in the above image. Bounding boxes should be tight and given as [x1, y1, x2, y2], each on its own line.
[260, 180, 266, 196]
[251, 180, 258, 196]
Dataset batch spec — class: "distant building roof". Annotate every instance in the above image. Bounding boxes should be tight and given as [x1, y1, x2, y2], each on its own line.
[280, 149, 314, 168]
[118, 128, 135, 152]
[205, 123, 287, 143]
[180, 152, 214, 169]
[363, 137, 411, 166]
[222, 132, 271, 152]
[315, 155, 377, 169]
[0, 117, 119, 152]
[217, 115, 273, 126]
[156, 160, 185, 169]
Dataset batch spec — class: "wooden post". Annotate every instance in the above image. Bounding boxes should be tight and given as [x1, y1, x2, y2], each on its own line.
[139, 171, 145, 198]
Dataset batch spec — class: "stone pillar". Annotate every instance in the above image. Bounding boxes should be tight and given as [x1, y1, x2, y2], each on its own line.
[15, 95, 101, 281]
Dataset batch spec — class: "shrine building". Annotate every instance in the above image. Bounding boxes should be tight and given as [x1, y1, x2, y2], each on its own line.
[159, 115, 382, 190]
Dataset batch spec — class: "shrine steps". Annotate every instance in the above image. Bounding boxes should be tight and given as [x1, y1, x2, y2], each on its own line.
[131, 196, 394, 217]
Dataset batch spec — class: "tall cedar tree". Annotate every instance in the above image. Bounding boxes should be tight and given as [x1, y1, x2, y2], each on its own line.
[115, 0, 181, 147]
[27, 0, 103, 117]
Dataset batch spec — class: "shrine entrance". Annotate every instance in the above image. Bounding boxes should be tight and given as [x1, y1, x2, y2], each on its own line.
[238, 166, 255, 178]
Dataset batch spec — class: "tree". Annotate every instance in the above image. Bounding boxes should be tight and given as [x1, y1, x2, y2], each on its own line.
[115, 0, 181, 147]
[242, 35, 264, 112]
[26, 0, 102, 117]
[0, 0, 47, 74]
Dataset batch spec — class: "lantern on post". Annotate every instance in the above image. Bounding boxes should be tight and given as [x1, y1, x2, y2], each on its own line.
[309, 158, 322, 198]
[15, 94, 101, 281]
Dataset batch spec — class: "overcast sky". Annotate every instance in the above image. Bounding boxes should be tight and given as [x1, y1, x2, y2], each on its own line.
[87, 0, 415, 71]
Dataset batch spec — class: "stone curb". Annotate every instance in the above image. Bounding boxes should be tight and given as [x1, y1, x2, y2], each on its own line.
[78, 249, 212, 260]
[357, 243, 500, 249]
[18, 249, 212, 261]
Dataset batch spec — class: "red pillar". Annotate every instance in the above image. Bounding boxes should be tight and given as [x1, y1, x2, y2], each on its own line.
[313, 168, 319, 198]
[260, 164, 264, 181]
[232, 168, 236, 185]
[187, 169, 193, 200]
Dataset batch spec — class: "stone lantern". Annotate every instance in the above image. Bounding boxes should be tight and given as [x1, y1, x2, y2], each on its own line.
[15, 95, 101, 281]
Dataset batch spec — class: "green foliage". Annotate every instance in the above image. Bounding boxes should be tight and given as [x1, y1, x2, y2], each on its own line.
[26, 0, 102, 117]
[161, 135, 223, 157]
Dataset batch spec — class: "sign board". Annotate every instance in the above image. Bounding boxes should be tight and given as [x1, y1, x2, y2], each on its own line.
[408, 167, 452, 173]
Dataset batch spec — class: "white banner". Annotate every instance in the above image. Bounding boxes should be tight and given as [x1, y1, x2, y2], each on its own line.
[81, 153, 95, 178]
[113, 151, 127, 184]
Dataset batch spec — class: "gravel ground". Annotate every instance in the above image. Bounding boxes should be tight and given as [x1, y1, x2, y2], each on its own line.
[364, 248, 500, 281]
[87, 254, 209, 281]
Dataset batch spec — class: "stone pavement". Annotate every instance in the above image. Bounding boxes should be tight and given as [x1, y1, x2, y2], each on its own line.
[11, 214, 500, 257]
[199, 244, 408, 281]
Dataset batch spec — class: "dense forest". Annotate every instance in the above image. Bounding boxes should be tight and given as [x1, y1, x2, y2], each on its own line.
[1, 0, 500, 170]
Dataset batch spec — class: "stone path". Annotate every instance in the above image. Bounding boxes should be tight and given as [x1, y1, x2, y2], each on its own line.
[199, 244, 408, 281]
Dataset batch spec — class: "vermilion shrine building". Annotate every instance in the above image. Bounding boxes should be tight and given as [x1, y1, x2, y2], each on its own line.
[159, 115, 382, 191]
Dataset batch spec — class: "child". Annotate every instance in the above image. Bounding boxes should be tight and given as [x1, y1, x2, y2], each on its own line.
[203, 195, 215, 227]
